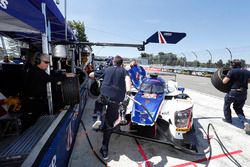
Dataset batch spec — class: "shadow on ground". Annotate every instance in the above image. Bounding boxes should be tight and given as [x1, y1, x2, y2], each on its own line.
[105, 118, 210, 167]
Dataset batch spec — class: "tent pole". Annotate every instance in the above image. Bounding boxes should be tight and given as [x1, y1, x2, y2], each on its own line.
[65, 0, 67, 40]
[0, 36, 7, 55]
[42, 3, 53, 115]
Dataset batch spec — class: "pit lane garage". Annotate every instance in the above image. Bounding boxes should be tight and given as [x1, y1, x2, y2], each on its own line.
[0, 1, 86, 166]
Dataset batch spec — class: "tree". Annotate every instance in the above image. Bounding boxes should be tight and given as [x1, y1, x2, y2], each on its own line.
[167, 53, 178, 66]
[240, 59, 246, 67]
[225, 60, 231, 68]
[68, 20, 88, 42]
[179, 56, 186, 66]
[206, 60, 212, 68]
[216, 59, 224, 68]
[140, 52, 153, 64]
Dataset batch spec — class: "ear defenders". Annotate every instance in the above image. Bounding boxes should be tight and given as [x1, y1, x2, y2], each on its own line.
[34, 52, 42, 65]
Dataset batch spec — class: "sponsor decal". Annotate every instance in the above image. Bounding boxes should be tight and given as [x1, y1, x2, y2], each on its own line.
[49, 155, 56, 167]
[0, 0, 8, 9]
[163, 32, 172, 36]
[141, 113, 148, 119]
[143, 94, 157, 99]
[66, 121, 73, 151]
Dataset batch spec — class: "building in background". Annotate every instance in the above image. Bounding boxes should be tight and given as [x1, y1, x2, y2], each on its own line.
[0, 35, 29, 60]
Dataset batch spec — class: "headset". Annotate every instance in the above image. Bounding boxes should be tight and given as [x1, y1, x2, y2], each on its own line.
[34, 52, 42, 65]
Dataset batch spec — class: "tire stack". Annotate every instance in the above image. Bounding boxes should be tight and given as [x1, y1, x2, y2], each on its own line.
[211, 67, 232, 93]
[61, 76, 80, 105]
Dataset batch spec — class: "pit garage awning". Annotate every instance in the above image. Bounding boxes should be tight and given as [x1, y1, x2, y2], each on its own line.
[0, 0, 45, 34]
[0, 0, 76, 44]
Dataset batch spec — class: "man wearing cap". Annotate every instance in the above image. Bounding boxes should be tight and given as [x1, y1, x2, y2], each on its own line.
[222, 59, 250, 133]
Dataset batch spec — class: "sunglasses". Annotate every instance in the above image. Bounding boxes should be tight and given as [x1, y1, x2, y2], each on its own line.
[42, 60, 50, 64]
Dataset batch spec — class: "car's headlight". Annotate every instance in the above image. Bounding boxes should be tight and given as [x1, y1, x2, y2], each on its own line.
[174, 107, 193, 130]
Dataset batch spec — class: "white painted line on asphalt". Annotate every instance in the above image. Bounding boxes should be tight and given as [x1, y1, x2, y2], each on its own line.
[186, 88, 250, 109]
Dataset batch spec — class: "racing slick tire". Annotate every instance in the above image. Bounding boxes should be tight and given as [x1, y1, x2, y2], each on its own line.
[156, 118, 171, 140]
[211, 67, 231, 93]
[88, 79, 100, 98]
[61, 76, 80, 105]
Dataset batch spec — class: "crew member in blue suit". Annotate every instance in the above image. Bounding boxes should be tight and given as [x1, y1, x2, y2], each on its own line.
[128, 59, 146, 89]
[89, 55, 127, 160]
[222, 59, 250, 133]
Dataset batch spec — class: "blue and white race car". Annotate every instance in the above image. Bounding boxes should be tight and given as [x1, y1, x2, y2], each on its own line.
[122, 73, 196, 151]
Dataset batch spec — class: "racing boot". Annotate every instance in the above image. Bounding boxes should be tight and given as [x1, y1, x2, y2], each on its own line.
[222, 118, 232, 124]
[92, 112, 102, 130]
[99, 148, 109, 161]
[238, 114, 250, 133]
[92, 112, 98, 119]
[244, 122, 250, 133]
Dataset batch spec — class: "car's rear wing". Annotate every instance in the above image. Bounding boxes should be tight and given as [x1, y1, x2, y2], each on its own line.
[147, 72, 177, 81]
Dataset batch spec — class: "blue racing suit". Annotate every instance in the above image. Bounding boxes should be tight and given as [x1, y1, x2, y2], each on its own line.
[128, 65, 146, 89]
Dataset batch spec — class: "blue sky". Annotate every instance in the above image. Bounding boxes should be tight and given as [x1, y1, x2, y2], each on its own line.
[57, 0, 250, 63]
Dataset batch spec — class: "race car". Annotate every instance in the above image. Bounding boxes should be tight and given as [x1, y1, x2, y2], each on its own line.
[120, 73, 196, 151]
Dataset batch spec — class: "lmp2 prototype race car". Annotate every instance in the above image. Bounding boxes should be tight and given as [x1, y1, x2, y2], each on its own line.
[118, 73, 197, 152]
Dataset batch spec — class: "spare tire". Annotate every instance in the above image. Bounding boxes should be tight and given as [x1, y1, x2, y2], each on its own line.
[61, 77, 80, 105]
[211, 67, 232, 93]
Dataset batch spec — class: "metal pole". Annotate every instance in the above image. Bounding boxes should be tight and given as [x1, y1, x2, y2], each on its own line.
[181, 52, 186, 67]
[0, 35, 7, 55]
[191, 51, 198, 67]
[71, 48, 75, 73]
[42, 3, 53, 115]
[225, 47, 232, 61]
[52, 41, 145, 51]
[206, 50, 212, 63]
[65, 0, 67, 40]
[206, 49, 212, 67]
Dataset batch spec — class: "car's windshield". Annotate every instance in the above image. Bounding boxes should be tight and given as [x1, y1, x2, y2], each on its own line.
[140, 81, 165, 94]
